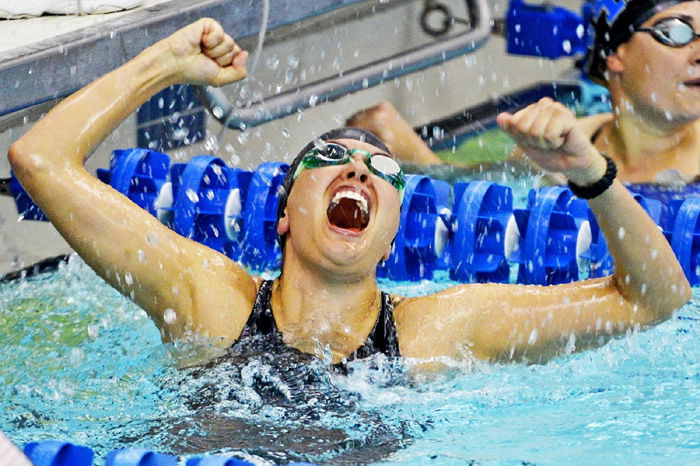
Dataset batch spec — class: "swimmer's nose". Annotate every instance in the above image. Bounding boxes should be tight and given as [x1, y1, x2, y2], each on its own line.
[344, 154, 370, 184]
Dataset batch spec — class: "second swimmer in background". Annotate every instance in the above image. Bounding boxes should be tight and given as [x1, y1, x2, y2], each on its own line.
[349, 0, 700, 185]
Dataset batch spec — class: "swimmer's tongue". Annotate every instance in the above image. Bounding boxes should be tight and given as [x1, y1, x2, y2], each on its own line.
[327, 197, 369, 232]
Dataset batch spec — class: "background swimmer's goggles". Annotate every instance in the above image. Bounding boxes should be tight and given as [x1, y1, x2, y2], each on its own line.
[636, 17, 700, 47]
[293, 143, 406, 193]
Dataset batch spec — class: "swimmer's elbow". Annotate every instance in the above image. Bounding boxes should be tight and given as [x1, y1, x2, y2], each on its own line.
[8, 140, 51, 178]
[659, 273, 692, 319]
[666, 278, 692, 317]
[635, 277, 691, 327]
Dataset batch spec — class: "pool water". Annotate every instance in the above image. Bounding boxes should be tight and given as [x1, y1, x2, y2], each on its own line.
[1, 256, 699, 465]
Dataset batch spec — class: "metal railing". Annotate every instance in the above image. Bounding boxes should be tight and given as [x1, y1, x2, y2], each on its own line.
[197, 0, 493, 130]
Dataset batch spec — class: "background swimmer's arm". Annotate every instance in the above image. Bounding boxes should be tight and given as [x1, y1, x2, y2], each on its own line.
[346, 101, 613, 177]
[8, 19, 257, 345]
[394, 99, 690, 363]
[346, 101, 450, 165]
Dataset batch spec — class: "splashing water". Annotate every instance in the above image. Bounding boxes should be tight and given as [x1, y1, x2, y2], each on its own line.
[1, 257, 699, 464]
[213, 0, 272, 151]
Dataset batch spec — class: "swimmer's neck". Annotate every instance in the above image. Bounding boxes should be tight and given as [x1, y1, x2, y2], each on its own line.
[271, 256, 381, 362]
[601, 101, 700, 181]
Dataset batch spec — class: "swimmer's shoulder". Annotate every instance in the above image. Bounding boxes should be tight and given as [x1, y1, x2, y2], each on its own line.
[391, 285, 492, 359]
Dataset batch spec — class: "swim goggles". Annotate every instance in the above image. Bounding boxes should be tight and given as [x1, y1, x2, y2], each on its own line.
[293, 142, 406, 193]
[636, 17, 700, 48]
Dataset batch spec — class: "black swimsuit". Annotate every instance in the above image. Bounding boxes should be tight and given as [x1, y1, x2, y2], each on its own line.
[236, 280, 401, 362]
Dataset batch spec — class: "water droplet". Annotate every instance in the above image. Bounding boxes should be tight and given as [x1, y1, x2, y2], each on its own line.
[137, 250, 146, 263]
[618, 227, 626, 239]
[204, 136, 220, 153]
[68, 347, 84, 365]
[124, 273, 133, 285]
[562, 40, 571, 54]
[266, 56, 279, 70]
[564, 332, 576, 354]
[186, 189, 199, 203]
[171, 128, 189, 140]
[146, 232, 160, 246]
[528, 329, 539, 345]
[164, 308, 177, 325]
[87, 324, 100, 340]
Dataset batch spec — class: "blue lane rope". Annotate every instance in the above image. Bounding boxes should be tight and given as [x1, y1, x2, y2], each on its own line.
[9, 147, 700, 285]
[21, 440, 314, 466]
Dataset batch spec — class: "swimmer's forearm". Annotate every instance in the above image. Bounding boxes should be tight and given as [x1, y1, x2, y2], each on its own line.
[587, 181, 691, 321]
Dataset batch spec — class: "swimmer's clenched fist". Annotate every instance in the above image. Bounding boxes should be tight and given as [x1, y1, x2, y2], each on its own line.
[496, 97, 607, 187]
[163, 18, 248, 87]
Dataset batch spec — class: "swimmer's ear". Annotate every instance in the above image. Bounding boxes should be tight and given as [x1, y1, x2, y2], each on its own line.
[277, 208, 290, 236]
[605, 49, 625, 75]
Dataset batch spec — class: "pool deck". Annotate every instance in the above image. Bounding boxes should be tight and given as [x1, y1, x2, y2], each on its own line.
[0, 0, 369, 117]
[0, 0, 174, 54]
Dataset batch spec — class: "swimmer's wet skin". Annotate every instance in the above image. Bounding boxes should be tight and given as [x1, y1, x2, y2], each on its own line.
[7, 17, 690, 375]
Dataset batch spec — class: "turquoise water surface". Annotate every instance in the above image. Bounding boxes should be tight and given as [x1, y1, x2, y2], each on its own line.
[1, 256, 699, 465]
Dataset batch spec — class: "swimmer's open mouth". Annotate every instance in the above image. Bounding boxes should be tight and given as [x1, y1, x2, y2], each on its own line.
[327, 189, 370, 233]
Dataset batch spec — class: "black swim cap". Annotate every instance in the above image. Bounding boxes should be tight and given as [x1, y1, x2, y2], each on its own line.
[276, 127, 391, 250]
[584, 0, 694, 83]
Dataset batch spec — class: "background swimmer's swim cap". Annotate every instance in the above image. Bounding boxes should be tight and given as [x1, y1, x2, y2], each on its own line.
[585, 0, 693, 82]
[276, 127, 391, 250]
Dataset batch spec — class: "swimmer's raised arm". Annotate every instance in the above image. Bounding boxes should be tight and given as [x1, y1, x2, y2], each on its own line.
[8, 19, 257, 345]
[394, 98, 691, 364]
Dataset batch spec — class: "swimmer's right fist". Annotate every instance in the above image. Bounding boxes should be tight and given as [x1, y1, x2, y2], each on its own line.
[496, 98, 607, 186]
[162, 18, 248, 87]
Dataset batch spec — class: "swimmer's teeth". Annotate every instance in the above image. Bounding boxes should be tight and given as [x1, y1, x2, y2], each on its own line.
[331, 191, 368, 214]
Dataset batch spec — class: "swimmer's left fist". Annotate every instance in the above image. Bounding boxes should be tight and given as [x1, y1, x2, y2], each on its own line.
[162, 18, 248, 87]
[496, 98, 606, 186]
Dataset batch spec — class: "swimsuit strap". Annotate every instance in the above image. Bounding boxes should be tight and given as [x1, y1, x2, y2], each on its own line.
[238, 280, 400, 359]
[346, 291, 400, 361]
[239, 279, 279, 340]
